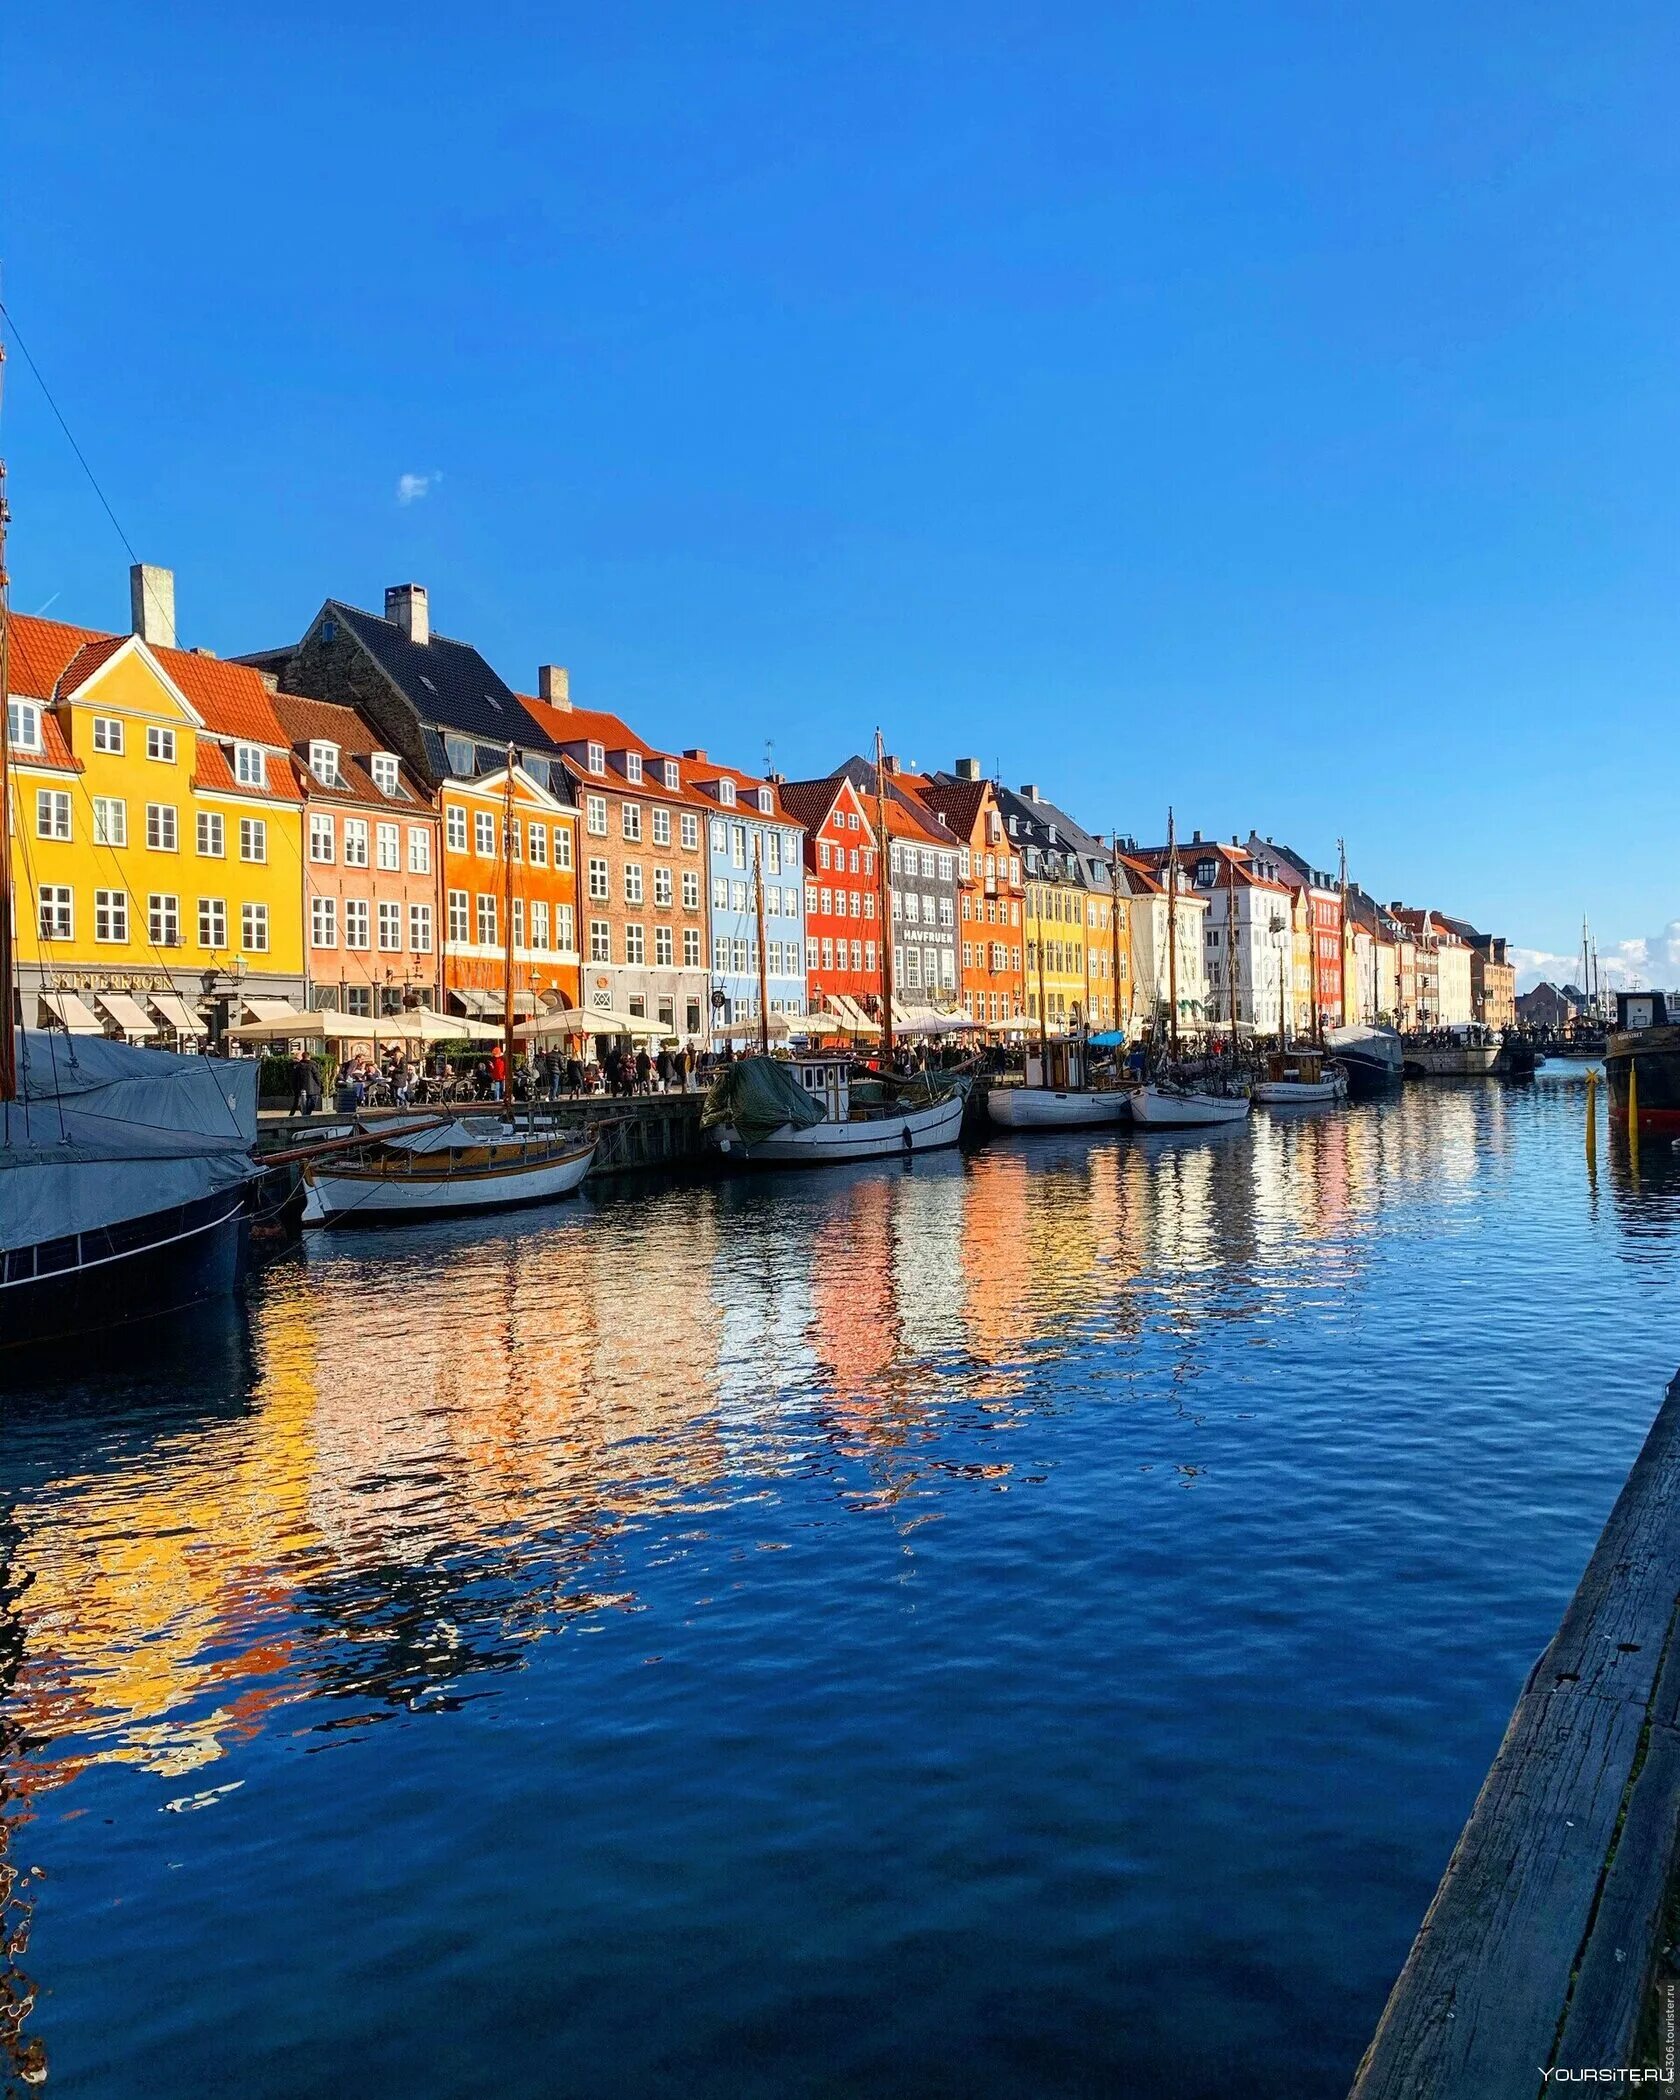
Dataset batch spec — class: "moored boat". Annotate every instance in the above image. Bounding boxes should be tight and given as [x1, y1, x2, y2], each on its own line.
[1324, 1022, 1403, 1094]
[1252, 1048, 1348, 1106]
[1402, 1035, 1501, 1079]
[304, 1117, 597, 1223]
[706, 1054, 967, 1163]
[986, 1037, 1130, 1131]
[1128, 1081, 1251, 1128]
[1605, 991, 1680, 1137]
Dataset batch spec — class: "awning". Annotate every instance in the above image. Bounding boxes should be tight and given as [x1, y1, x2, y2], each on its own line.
[451, 988, 538, 1018]
[40, 990, 102, 1034]
[245, 996, 304, 1022]
[812, 997, 880, 1037]
[451, 988, 494, 1016]
[226, 1012, 328, 1042]
[150, 993, 208, 1036]
[96, 993, 159, 1039]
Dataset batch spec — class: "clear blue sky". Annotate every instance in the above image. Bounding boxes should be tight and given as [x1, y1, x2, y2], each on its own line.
[5, 4, 1676, 981]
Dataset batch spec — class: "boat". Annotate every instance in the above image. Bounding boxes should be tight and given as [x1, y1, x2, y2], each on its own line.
[1324, 1021, 1403, 1095]
[1129, 1080, 1250, 1127]
[706, 1052, 967, 1163]
[0, 1031, 262, 1352]
[303, 1116, 597, 1223]
[1402, 1034, 1502, 1078]
[1252, 1048, 1348, 1106]
[986, 1034, 1130, 1130]
[1605, 990, 1680, 1137]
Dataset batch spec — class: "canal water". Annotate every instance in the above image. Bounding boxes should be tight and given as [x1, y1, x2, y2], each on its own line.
[2, 1070, 1677, 2098]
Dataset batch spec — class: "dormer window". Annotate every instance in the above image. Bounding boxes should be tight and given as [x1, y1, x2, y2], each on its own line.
[370, 752, 400, 795]
[718, 778, 736, 807]
[7, 700, 41, 753]
[756, 787, 773, 815]
[235, 742, 267, 788]
[587, 741, 605, 774]
[624, 750, 643, 784]
[445, 735, 474, 778]
[309, 740, 341, 787]
[662, 759, 680, 791]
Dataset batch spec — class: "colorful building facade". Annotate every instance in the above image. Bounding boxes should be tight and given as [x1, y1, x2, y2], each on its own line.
[778, 775, 882, 1018]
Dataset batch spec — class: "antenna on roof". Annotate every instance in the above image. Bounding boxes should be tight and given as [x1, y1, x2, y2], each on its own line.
[763, 737, 774, 778]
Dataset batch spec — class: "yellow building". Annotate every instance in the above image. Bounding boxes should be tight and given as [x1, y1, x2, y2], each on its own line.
[1003, 786, 1130, 1033]
[9, 613, 306, 1038]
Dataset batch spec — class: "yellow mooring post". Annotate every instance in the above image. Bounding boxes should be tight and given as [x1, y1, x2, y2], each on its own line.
[1585, 1067, 1598, 1166]
[1628, 1061, 1640, 1143]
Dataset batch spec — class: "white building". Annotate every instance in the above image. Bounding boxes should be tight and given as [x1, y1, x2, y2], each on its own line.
[1184, 840, 1294, 1034]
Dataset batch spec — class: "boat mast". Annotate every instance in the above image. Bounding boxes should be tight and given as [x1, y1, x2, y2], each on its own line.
[0, 346, 13, 1108]
[873, 728, 895, 1068]
[1108, 839, 1124, 1042]
[1226, 848, 1239, 1045]
[502, 744, 517, 1116]
[1338, 837, 1351, 1026]
[1166, 806, 1179, 1062]
[753, 829, 770, 1057]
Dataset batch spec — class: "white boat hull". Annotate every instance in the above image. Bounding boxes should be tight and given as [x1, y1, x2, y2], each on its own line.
[1252, 1078, 1348, 1105]
[986, 1087, 1131, 1130]
[1402, 1043, 1502, 1078]
[1128, 1085, 1251, 1127]
[306, 1128, 596, 1223]
[717, 1088, 966, 1163]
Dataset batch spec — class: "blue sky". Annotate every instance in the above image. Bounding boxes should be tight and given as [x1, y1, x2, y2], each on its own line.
[4, 4, 1676, 982]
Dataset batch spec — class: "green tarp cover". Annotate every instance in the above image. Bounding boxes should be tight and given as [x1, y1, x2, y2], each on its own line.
[701, 1057, 826, 1147]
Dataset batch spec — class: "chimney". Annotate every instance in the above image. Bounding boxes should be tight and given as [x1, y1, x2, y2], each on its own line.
[1019, 783, 1038, 800]
[1192, 829, 1203, 844]
[883, 755, 900, 776]
[537, 664, 570, 708]
[129, 564, 177, 649]
[683, 748, 707, 762]
[954, 756, 981, 781]
[385, 583, 429, 645]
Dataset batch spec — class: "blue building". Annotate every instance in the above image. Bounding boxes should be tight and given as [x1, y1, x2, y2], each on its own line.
[681, 751, 808, 1042]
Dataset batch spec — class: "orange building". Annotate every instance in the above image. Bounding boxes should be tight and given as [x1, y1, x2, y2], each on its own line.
[903, 763, 1026, 1033]
[440, 760, 581, 1017]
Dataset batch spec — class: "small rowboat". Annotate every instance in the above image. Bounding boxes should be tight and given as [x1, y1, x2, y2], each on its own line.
[304, 1118, 597, 1224]
[986, 1086, 1130, 1130]
[1128, 1083, 1251, 1128]
[1252, 1049, 1349, 1107]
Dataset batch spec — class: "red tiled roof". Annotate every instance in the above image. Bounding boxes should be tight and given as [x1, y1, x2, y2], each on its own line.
[6, 615, 109, 700]
[190, 737, 299, 802]
[270, 691, 435, 813]
[153, 645, 292, 748]
[777, 775, 876, 844]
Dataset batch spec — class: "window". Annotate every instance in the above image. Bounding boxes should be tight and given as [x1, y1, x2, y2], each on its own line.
[146, 725, 176, 764]
[228, 743, 263, 787]
[199, 897, 227, 948]
[718, 778, 736, 807]
[309, 812, 335, 863]
[625, 751, 643, 784]
[146, 803, 178, 851]
[586, 795, 607, 836]
[866, 940, 877, 973]
[731, 938, 748, 974]
[311, 896, 337, 948]
[474, 810, 495, 856]
[92, 715, 123, 754]
[35, 789, 70, 841]
[622, 802, 642, 841]
[590, 918, 611, 963]
[713, 935, 729, 973]
[757, 787, 774, 815]
[624, 924, 645, 964]
[655, 926, 673, 966]
[148, 893, 181, 947]
[242, 903, 269, 952]
[557, 904, 574, 952]
[38, 887, 72, 941]
[527, 822, 547, 866]
[409, 901, 433, 953]
[732, 881, 748, 914]
[448, 890, 470, 943]
[713, 877, 729, 910]
[554, 826, 572, 871]
[654, 866, 672, 908]
[652, 807, 671, 847]
[588, 858, 610, 901]
[374, 901, 400, 952]
[371, 753, 400, 796]
[376, 822, 400, 871]
[240, 818, 266, 863]
[344, 818, 370, 868]
[731, 825, 747, 869]
[8, 700, 42, 751]
[806, 881, 818, 914]
[682, 870, 700, 910]
[530, 900, 549, 950]
[587, 741, 606, 774]
[476, 895, 497, 945]
[682, 928, 700, 967]
[821, 939, 834, 970]
[819, 840, 831, 870]
[680, 812, 698, 850]
[511, 898, 525, 948]
[446, 804, 468, 853]
[807, 937, 819, 972]
[663, 760, 680, 791]
[197, 810, 224, 857]
[95, 889, 129, 943]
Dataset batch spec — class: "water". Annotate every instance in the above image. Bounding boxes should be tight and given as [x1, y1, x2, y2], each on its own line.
[2, 1070, 1677, 2098]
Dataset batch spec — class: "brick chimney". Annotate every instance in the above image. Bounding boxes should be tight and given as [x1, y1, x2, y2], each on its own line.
[683, 748, 707, 762]
[954, 756, 981, 781]
[1019, 783, 1038, 800]
[129, 564, 177, 649]
[538, 665, 569, 708]
[385, 583, 429, 645]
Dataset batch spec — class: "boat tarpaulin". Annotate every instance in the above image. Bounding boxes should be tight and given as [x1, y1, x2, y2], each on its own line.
[96, 993, 158, 1039]
[0, 1033, 259, 1251]
[700, 1057, 826, 1147]
[151, 993, 208, 1036]
[40, 991, 102, 1034]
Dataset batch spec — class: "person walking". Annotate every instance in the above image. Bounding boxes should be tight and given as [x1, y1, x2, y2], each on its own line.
[635, 1047, 653, 1094]
[488, 1043, 508, 1102]
[290, 1050, 321, 1116]
[655, 1046, 671, 1092]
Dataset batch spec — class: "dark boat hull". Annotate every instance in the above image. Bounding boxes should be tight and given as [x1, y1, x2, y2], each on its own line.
[1606, 1025, 1680, 1136]
[1337, 1051, 1404, 1098]
[0, 1186, 250, 1355]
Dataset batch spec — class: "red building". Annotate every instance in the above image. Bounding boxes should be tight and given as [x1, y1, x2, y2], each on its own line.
[778, 775, 882, 1017]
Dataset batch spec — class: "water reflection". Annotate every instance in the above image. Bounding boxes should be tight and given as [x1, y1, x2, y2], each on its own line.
[3, 1084, 1679, 2096]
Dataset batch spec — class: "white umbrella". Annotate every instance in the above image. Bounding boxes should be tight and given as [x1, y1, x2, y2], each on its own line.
[226, 1011, 328, 1043]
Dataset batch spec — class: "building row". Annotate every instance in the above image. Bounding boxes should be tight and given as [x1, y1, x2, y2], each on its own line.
[4, 566, 1515, 1045]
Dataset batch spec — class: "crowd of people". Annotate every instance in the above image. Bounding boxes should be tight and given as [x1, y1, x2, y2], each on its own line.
[289, 1038, 710, 1115]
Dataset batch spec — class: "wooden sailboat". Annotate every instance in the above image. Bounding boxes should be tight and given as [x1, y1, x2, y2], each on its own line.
[987, 855, 1128, 1129]
[303, 749, 595, 1222]
[1130, 810, 1250, 1128]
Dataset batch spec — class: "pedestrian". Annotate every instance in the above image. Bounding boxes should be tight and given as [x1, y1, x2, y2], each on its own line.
[489, 1043, 508, 1102]
[655, 1046, 671, 1091]
[566, 1054, 584, 1096]
[290, 1049, 319, 1115]
[635, 1047, 652, 1094]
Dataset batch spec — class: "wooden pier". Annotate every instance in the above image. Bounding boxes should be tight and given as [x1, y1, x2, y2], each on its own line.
[1349, 1369, 1680, 2097]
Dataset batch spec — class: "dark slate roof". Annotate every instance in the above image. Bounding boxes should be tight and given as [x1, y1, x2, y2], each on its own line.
[776, 776, 850, 835]
[327, 600, 559, 756]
